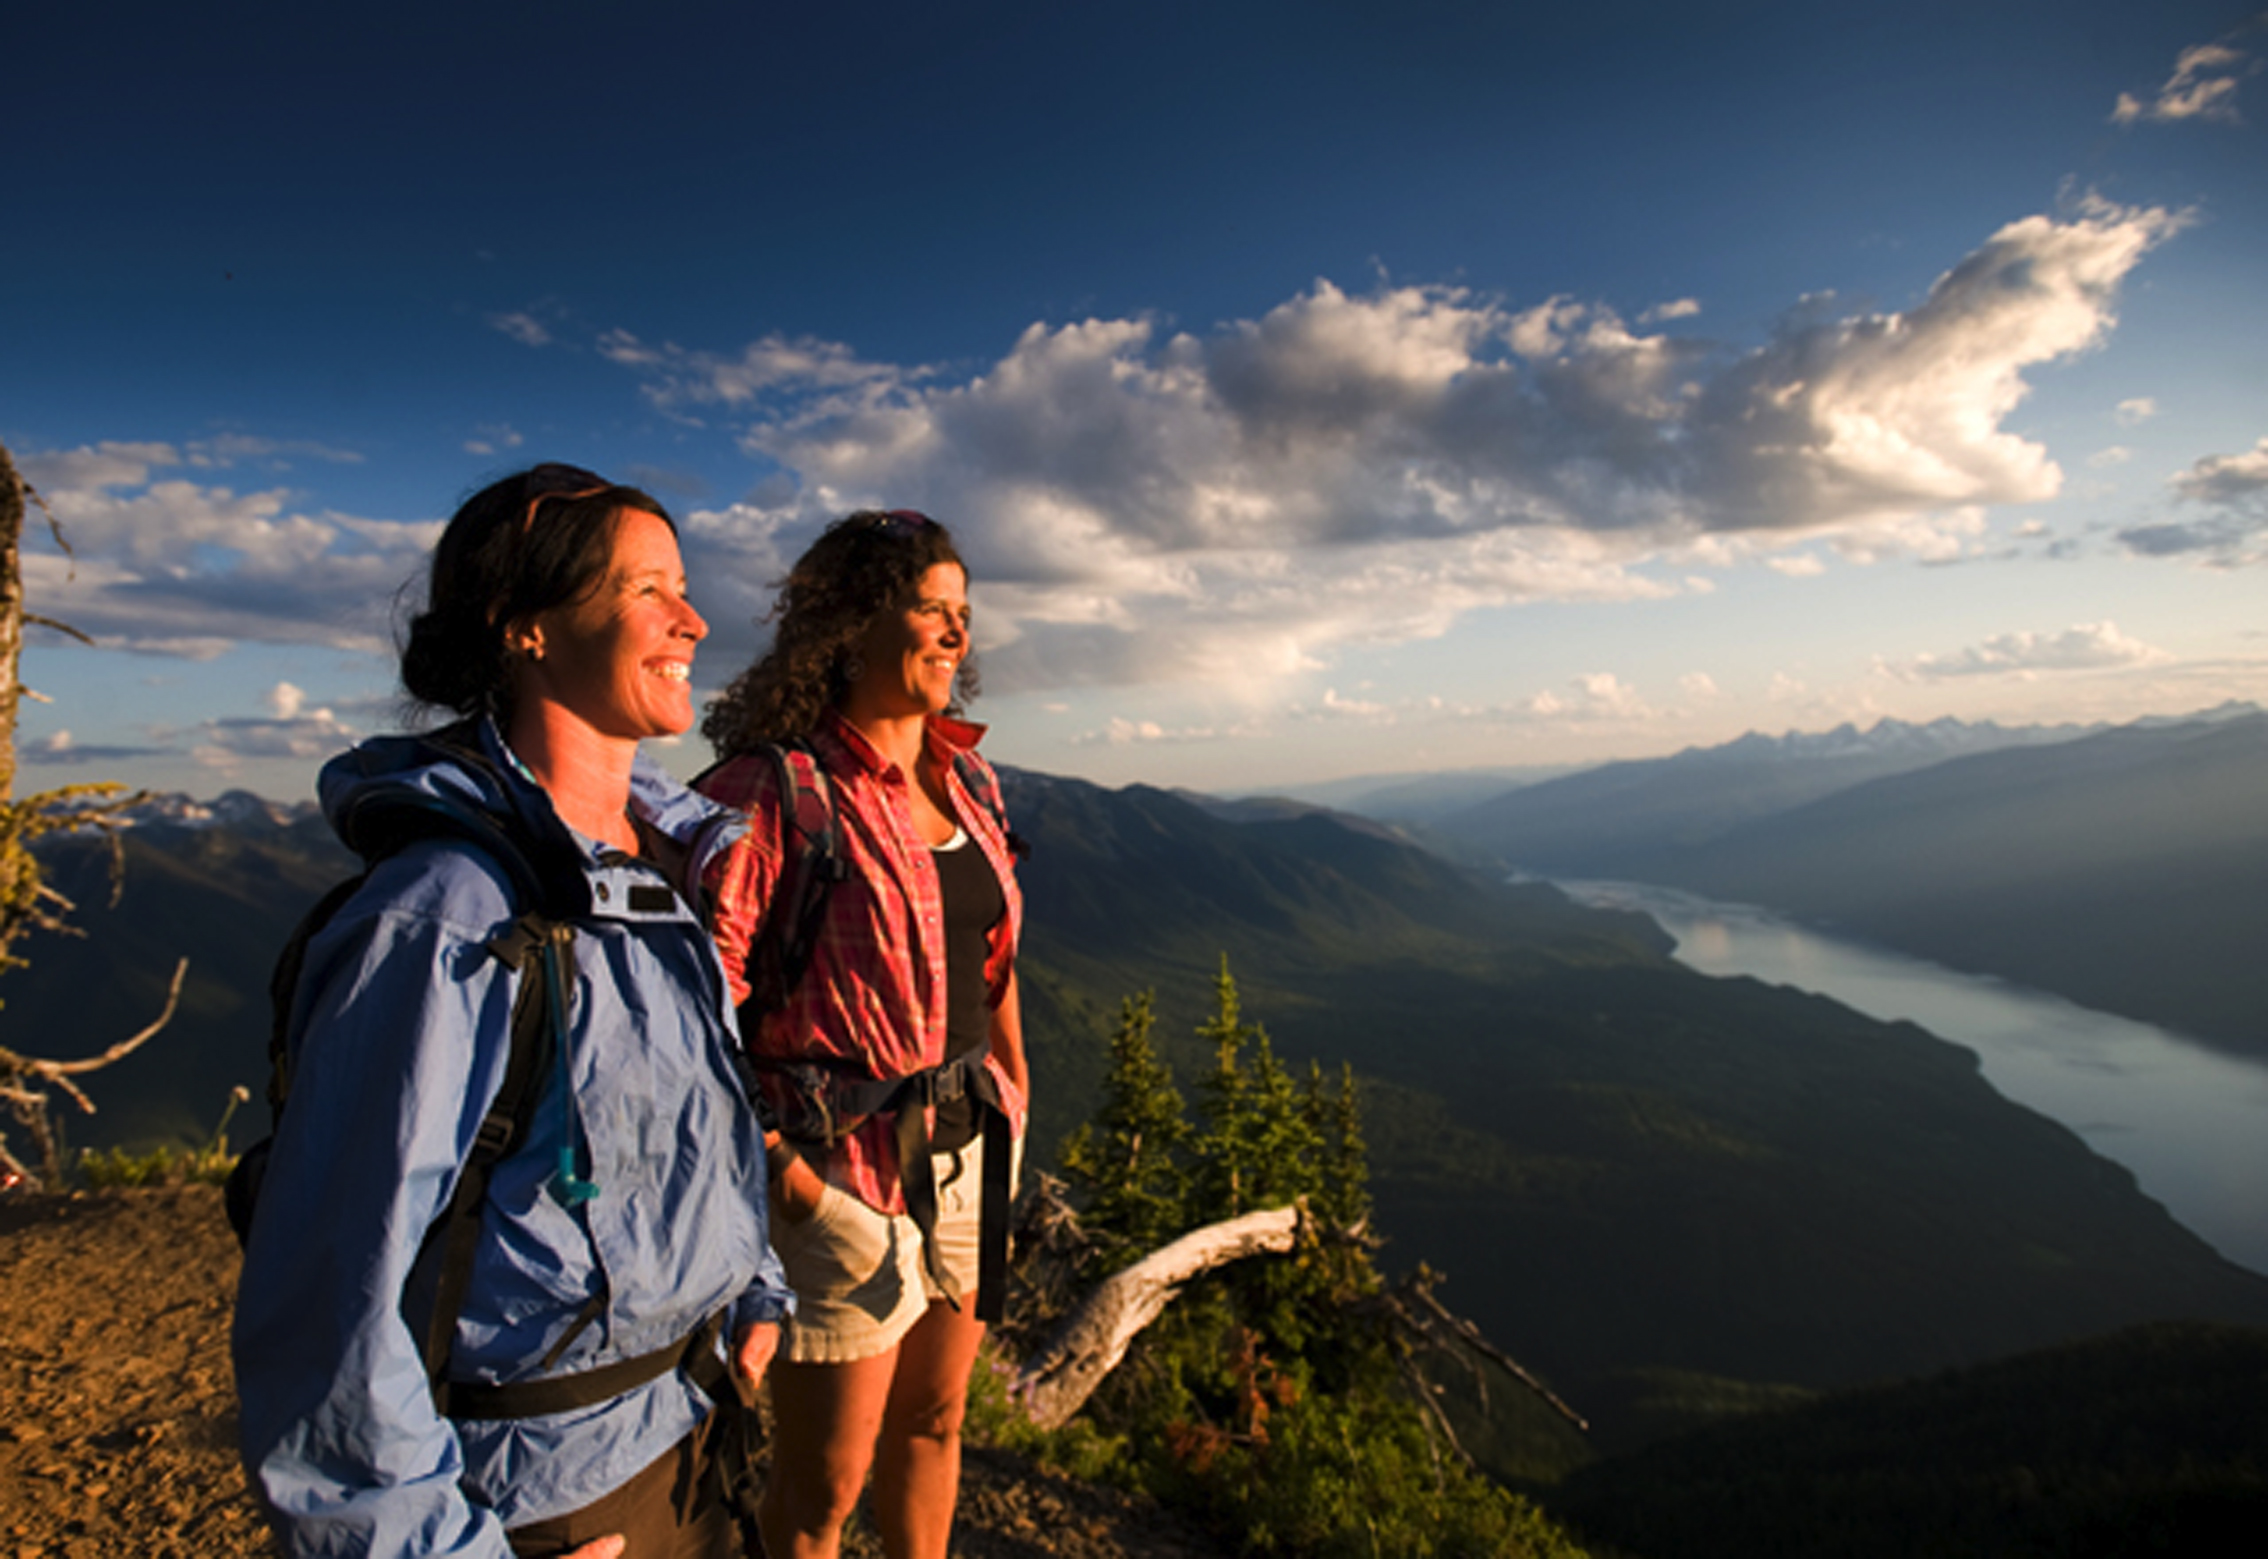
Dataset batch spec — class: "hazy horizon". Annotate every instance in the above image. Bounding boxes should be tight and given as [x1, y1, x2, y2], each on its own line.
[98, 697, 2257, 811]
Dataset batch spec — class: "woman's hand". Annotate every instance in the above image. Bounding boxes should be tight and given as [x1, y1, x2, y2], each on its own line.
[769, 1148, 828, 1225]
[562, 1536, 626, 1559]
[734, 1320, 780, 1391]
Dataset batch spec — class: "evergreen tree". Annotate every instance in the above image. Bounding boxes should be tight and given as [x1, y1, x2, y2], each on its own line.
[1308, 1060, 1371, 1232]
[1058, 991, 1190, 1268]
[1190, 958, 1323, 1221]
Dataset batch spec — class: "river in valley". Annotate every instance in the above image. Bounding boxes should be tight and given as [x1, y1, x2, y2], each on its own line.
[1555, 879, 2268, 1278]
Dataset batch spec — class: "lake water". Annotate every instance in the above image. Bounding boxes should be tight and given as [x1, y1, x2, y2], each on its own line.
[1555, 879, 2268, 1278]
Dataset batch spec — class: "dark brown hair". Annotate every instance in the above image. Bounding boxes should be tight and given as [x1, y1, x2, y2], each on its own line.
[400, 464, 674, 718]
[703, 510, 974, 754]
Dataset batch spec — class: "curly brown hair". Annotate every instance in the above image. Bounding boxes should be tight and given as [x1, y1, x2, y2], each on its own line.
[702, 510, 976, 755]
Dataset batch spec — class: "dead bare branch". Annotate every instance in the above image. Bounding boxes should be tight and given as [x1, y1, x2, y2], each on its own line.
[20, 957, 189, 1083]
[24, 614, 94, 645]
[1013, 1202, 1305, 1429]
[0, 958, 190, 1190]
[1396, 1350, 1461, 1480]
[1360, 1264, 1590, 1433]
[13, 464, 72, 564]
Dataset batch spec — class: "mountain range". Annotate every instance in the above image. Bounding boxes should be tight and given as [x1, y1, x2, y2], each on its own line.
[1407, 704, 2266, 1056]
[1426, 713, 2104, 864]
[10, 743, 2266, 1453]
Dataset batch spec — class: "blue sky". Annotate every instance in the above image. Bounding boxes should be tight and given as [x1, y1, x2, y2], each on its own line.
[7, 0, 2265, 800]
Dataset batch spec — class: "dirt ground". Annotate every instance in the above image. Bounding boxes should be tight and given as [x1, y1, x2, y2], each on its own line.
[0, 1186, 1230, 1559]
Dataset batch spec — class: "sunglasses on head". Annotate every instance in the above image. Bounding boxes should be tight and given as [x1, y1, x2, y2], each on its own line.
[521, 464, 611, 531]
[865, 508, 938, 540]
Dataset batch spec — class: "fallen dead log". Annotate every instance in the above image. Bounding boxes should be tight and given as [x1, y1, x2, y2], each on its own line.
[1012, 1202, 1303, 1429]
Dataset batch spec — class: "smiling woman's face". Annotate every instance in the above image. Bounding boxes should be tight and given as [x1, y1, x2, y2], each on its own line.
[847, 562, 970, 722]
[516, 508, 707, 742]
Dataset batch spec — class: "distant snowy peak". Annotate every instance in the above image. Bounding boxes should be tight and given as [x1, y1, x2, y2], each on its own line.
[1663, 704, 2264, 773]
[1682, 715, 2096, 768]
[118, 790, 318, 830]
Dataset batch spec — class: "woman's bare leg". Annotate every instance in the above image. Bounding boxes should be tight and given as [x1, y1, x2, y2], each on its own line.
[870, 1300, 988, 1559]
[759, 1350, 900, 1559]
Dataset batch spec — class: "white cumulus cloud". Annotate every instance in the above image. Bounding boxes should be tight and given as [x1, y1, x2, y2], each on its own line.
[1882, 621, 2170, 681]
[490, 312, 553, 348]
[2112, 39, 2257, 125]
[20, 728, 171, 766]
[15, 442, 442, 656]
[645, 200, 2175, 698]
[193, 703, 362, 769]
[2169, 436, 2268, 505]
[2119, 435, 2268, 565]
[1767, 553, 1827, 578]
[1070, 716, 1232, 747]
[601, 329, 905, 410]
[1500, 672, 1654, 724]
[1682, 199, 2179, 528]
[464, 423, 525, 457]
[16, 200, 2188, 702]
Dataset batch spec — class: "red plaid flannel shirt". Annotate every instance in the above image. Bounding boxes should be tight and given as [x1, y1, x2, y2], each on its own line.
[699, 710, 1025, 1214]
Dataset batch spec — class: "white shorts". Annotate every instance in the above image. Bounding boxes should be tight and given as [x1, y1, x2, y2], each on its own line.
[769, 1132, 1016, 1364]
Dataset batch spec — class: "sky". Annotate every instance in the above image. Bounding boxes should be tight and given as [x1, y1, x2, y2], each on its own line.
[6, 0, 2266, 802]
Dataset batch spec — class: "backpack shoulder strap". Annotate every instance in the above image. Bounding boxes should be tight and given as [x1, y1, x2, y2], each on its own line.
[735, 739, 850, 1034]
[422, 911, 572, 1409]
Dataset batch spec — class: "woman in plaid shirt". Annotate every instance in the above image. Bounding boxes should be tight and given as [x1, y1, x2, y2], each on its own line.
[698, 511, 1027, 1559]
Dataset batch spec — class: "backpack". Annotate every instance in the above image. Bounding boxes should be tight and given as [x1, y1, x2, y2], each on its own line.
[224, 723, 611, 1413]
[707, 737, 1024, 1320]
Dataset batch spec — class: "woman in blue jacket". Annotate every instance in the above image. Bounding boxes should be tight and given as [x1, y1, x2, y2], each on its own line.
[233, 465, 790, 1558]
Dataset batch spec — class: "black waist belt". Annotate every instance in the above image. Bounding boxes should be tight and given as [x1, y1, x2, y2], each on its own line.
[778, 1048, 1012, 1325]
[439, 1309, 728, 1422]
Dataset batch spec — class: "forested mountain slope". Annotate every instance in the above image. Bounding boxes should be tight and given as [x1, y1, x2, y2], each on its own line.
[15, 766, 2268, 1447]
[999, 770, 2268, 1439]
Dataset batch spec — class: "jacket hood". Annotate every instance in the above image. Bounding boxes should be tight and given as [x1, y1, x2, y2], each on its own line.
[319, 719, 743, 918]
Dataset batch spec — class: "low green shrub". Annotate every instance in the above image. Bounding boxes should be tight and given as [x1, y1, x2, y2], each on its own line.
[77, 1085, 247, 1188]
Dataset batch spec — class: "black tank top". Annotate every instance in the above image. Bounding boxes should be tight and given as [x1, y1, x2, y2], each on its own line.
[930, 828, 1005, 1151]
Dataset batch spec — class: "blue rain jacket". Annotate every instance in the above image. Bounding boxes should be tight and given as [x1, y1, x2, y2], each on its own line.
[233, 721, 791, 1556]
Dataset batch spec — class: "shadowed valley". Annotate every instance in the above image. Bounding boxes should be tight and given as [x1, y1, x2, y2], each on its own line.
[22, 763, 2265, 1469]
